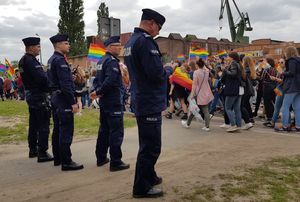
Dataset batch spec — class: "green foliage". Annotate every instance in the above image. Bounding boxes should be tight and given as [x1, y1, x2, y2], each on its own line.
[97, 2, 109, 35]
[0, 100, 136, 143]
[58, 0, 87, 56]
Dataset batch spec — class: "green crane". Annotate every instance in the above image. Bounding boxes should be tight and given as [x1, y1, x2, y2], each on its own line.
[219, 0, 253, 43]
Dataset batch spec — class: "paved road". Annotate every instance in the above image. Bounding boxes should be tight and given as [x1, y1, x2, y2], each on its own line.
[1, 115, 300, 201]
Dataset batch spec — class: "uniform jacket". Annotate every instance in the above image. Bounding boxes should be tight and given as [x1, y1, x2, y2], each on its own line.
[47, 51, 76, 106]
[124, 28, 167, 116]
[18, 53, 49, 108]
[93, 52, 123, 112]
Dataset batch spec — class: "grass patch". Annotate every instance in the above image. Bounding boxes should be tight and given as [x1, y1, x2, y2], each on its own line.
[0, 100, 136, 143]
[179, 156, 300, 202]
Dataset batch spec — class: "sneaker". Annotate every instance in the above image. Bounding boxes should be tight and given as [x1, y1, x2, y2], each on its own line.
[202, 127, 210, 132]
[263, 121, 274, 128]
[165, 112, 172, 119]
[274, 126, 291, 133]
[181, 113, 188, 120]
[220, 123, 231, 128]
[242, 122, 254, 130]
[226, 126, 238, 132]
[181, 120, 190, 129]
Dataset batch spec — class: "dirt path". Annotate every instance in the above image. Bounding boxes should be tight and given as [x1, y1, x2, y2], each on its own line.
[1, 116, 300, 202]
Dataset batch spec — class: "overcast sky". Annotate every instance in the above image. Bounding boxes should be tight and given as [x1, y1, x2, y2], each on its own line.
[0, 0, 299, 63]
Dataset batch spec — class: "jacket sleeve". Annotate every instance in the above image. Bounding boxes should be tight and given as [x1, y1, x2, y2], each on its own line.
[96, 60, 120, 96]
[27, 58, 49, 91]
[55, 58, 76, 105]
[283, 59, 297, 78]
[138, 38, 166, 83]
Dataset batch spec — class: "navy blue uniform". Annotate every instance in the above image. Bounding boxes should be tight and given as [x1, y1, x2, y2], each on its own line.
[93, 52, 125, 166]
[47, 51, 76, 165]
[124, 28, 167, 195]
[19, 53, 50, 154]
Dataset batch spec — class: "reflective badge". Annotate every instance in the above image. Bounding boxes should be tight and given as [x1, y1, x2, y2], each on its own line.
[151, 50, 159, 54]
[146, 117, 158, 122]
[96, 64, 103, 70]
[113, 111, 122, 115]
[124, 47, 132, 56]
[60, 64, 68, 68]
[35, 65, 42, 69]
[64, 109, 72, 112]
[113, 67, 119, 72]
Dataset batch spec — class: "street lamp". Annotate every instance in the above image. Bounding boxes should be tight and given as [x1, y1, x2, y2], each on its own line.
[35, 33, 43, 65]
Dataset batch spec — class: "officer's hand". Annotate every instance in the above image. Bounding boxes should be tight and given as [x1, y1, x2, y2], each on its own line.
[90, 91, 97, 100]
[72, 104, 79, 113]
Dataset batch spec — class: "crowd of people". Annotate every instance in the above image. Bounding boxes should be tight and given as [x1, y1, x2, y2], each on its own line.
[162, 46, 300, 133]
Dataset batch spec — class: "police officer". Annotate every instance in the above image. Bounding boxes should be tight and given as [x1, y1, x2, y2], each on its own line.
[47, 34, 83, 171]
[124, 8, 166, 198]
[90, 36, 130, 172]
[19, 37, 53, 162]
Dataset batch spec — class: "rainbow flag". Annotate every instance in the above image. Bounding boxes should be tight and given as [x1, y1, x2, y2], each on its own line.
[0, 64, 6, 72]
[169, 67, 192, 90]
[211, 78, 219, 89]
[274, 84, 283, 96]
[189, 48, 209, 59]
[177, 54, 185, 61]
[87, 43, 106, 63]
[5, 58, 15, 78]
[217, 50, 228, 58]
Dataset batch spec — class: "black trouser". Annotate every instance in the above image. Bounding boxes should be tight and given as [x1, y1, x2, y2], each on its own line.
[243, 94, 253, 119]
[254, 87, 263, 115]
[95, 108, 124, 166]
[241, 94, 251, 123]
[133, 113, 162, 195]
[28, 107, 50, 153]
[51, 97, 74, 164]
[263, 84, 276, 120]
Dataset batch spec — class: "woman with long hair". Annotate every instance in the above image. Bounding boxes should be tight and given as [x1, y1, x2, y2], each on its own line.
[221, 52, 243, 132]
[181, 58, 213, 131]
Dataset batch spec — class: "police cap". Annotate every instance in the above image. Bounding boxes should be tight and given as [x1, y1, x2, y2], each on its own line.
[141, 8, 166, 27]
[49, 34, 69, 44]
[22, 37, 40, 47]
[104, 36, 120, 47]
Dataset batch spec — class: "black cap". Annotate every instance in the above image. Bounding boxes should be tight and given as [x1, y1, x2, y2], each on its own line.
[22, 37, 40, 47]
[104, 36, 120, 47]
[141, 8, 166, 27]
[49, 34, 69, 44]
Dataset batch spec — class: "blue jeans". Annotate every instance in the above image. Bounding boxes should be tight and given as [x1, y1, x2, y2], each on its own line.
[272, 95, 284, 123]
[225, 95, 242, 127]
[210, 91, 221, 114]
[282, 92, 300, 127]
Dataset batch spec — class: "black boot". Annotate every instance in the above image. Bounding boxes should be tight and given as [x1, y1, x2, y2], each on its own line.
[29, 150, 38, 158]
[37, 152, 54, 162]
[62, 161, 84, 171]
[110, 161, 130, 172]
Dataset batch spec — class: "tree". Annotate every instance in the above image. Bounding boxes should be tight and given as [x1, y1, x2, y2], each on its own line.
[58, 0, 87, 56]
[97, 2, 109, 35]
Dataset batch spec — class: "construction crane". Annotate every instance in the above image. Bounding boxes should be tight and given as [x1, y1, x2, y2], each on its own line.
[219, 0, 253, 43]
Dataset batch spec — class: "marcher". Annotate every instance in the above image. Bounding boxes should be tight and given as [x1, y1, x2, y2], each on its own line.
[47, 34, 83, 171]
[90, 36, 130, 172]
[18, 37, 53, 162]
[124, 8, 166, 198]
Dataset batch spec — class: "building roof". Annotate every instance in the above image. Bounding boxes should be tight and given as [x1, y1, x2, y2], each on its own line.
[168, 33, 183, 40]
